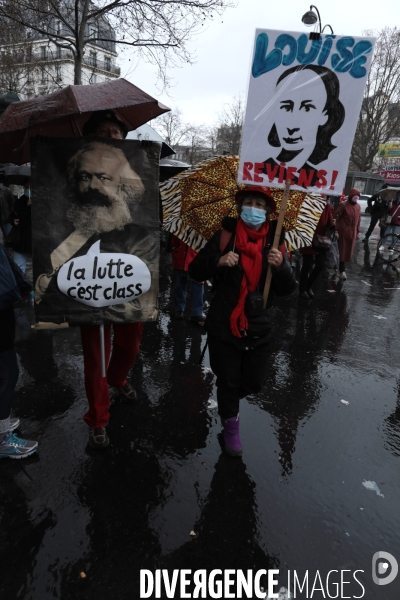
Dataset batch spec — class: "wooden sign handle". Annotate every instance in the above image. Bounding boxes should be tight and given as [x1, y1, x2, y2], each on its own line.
[262, 180, 291, 308]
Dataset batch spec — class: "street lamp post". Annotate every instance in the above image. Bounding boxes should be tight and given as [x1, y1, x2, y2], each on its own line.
[301, 5, 334, 39]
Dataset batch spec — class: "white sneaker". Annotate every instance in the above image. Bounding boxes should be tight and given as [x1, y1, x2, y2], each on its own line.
[0, 432, 38, 459]
[339, 271, 347, 280]
[378, 246, 384, 253]
[9, 418, 20, 431]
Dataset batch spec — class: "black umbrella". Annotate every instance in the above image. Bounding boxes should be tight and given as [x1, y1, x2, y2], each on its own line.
[0, 163, 31, 185]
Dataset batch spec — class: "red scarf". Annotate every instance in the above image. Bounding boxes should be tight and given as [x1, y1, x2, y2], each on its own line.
[229, 219, 269, 338]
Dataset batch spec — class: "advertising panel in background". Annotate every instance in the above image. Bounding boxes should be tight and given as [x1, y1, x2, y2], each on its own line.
[378, 142, 400, 158]
[376, 170, 400, 184]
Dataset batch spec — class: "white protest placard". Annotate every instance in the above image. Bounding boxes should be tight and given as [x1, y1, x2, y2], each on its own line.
[238, 30, 376, 193]
[57, 241, 151, 308]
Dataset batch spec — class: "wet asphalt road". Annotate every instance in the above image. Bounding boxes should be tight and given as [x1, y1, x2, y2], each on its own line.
[1, 214, 400, 600]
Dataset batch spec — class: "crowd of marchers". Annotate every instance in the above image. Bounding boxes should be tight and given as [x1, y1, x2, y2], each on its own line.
[0, 110, 394, 459]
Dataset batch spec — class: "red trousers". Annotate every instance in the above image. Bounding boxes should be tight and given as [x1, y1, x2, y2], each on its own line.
[81, 322, 143, 428]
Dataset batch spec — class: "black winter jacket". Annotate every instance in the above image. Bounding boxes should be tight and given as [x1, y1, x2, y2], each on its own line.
[189, 219, 296, 349]
[9, 195, 32, 253]
[0, 186, 15, 225]
[368, 193, 389, 215]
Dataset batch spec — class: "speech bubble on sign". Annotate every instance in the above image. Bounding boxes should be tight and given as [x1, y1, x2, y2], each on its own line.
[57, 240, 151, 307]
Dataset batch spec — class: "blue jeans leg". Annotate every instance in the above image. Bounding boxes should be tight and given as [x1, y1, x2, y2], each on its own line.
[0, 223, 11, 239]
[13, 251, 29, 273]
[173, 269, 187, 312]
[0, 348, 19, 421]
[382, 225, 400, 246]
[384, 225, 400, 236]
[191, 281, 204, 317]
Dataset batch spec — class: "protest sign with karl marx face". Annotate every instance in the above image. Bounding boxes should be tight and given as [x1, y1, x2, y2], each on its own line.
[238, 29, 375, 193]
[31, 137, 160, 325]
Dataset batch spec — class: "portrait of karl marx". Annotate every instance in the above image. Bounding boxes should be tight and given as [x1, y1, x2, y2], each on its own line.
[34, 139, 158, 324]
[66, 140, 145, 237]
[261, 64, 345, 187]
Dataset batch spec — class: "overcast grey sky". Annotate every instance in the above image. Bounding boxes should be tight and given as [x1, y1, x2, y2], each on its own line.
[118, 0, 399, 126]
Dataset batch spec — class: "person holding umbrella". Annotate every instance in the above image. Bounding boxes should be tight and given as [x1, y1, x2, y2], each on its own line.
[77, 110, 145, 449]
[189, 185, 296, 457]
[36, 110, 143, 449]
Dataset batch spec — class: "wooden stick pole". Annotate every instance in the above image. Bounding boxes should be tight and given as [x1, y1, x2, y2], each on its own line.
[31, 322, 69, 330]
[263, 180, 291, 308]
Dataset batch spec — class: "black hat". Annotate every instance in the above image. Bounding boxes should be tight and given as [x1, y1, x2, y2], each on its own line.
[82, 110, 128, 138]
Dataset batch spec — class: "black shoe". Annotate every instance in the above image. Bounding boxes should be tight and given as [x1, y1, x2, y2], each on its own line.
[299, 290, 310, 299]
[307, 288, 314, 298]
[190, 315, 205, 326]
[88, 427, 109, 449]
[174, 311, 184, 319]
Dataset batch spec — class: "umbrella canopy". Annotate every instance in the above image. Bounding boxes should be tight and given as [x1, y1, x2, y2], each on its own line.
[0, 163, 31, 185]
[379, 187, 400, 202]
[0, 78, 170, 164]
[160, 155, 325, 252]
[126, 123, 175, 159]
[0, 91, 20, 117]
[160, 158, 191, 168]
[159, 158, 191, 182]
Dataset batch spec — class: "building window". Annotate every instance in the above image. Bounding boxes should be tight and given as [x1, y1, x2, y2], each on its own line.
[56, 45, 62, 59]
[104, 56, 111, 71]
[56, 65, 62, 81]
[89, 50, 96, 67]
[41, 68, 48, 84]
[88, 23, 97, 39]
[41, 46, 47, 60]
[89, 73, 97, 84]
[56, 20, 61, 34]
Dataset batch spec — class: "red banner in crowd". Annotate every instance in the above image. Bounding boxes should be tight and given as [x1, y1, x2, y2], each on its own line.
[376, 170, 400, 183]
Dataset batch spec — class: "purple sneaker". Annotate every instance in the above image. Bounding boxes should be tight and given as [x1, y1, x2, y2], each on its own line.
[222, 416, 243, 457]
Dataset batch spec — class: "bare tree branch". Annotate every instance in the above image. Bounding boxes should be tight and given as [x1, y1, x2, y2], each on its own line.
[216, 94, 244, 155]
[0, 0, 233, 86]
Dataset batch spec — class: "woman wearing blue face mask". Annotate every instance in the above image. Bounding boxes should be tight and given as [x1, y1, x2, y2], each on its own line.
[7, 180, 32, 274]
[189, 185, 296, 456]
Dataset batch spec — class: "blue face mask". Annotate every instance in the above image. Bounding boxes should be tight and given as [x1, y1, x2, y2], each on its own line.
[24, 189, 31, 198]
[241, 206, 266, 227]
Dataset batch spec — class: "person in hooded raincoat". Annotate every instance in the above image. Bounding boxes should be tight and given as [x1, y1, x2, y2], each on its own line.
[335, 187, 361, 280]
